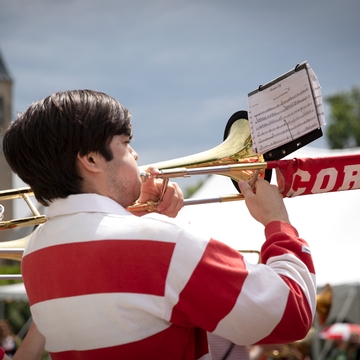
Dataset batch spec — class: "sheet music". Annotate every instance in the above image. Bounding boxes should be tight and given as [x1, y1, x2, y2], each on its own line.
[248, 63, 325, 154]
[307, 64, 326, 126]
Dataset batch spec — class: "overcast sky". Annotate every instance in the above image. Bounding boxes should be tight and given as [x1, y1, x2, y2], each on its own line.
[1, 0, 360, 174]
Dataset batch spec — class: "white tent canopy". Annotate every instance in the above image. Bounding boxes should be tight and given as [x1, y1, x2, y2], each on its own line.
[177, 146, 360, 287]
[0, 283, 27, 302]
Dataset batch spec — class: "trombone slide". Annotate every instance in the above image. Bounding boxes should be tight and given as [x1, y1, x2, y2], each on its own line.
[154, 162, 267, 179]
[0, 188, 46, 230]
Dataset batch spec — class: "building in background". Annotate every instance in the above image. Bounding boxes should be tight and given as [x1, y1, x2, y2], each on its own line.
[0, 50, 14, 243]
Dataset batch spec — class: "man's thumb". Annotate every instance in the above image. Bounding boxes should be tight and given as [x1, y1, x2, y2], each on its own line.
[238, 180, 252, 196]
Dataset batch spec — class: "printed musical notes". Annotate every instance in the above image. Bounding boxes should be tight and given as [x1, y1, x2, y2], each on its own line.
[248, 62, 325, 154]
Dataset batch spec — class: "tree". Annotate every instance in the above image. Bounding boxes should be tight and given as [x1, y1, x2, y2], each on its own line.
[325, 86, 360, 149]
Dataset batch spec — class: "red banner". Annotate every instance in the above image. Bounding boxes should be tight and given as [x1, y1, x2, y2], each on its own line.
[267, 154, 360, 197]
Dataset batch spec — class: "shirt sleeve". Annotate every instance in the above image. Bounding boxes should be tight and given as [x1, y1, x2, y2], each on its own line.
[167, 220, 316, 346]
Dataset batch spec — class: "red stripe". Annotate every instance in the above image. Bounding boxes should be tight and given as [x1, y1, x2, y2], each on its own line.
[22, 239, 175, 305]
[256, 275, 312, 344]
[48, 324, 208, 360]
[263, 222, 315, 275]
[170, 238, 247, 331]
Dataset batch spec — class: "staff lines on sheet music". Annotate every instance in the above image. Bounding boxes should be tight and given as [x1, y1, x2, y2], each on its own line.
[256, 115, 318, 149]
[257, 115, 318, 141]
[255, 106, 315, 131]
[255, 104, 315, 132]
[257, 122, 317, 153]
[258, 137, 292, 152]
[253, 90, 311, 124]
[257, 122, 319, 153]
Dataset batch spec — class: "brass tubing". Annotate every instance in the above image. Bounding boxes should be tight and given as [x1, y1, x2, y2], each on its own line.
[0, 248, 24, 261]
[184, 194, 245, 206]
[0, 188, 46, 230]
[155, 162, 268, 179]
[0, 215, 47, 230]
[0, 187, 34, 201]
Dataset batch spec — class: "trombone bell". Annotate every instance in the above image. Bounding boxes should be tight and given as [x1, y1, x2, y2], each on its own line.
[316, 283, 333, 325]
[0, 235, 29, 262]
[139, 118, 265, 183]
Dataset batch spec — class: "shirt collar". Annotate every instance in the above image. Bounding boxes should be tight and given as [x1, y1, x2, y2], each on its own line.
[45, 194, 130, 218]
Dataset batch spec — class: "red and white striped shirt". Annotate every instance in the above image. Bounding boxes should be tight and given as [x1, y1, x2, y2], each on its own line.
[22, 194, 316, 360]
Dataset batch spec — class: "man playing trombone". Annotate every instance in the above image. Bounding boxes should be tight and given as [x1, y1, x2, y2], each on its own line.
[2, 89, 316, 360]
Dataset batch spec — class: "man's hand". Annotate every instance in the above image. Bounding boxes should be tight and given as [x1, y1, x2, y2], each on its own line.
[131, 167, 184, 218]
[12, 321, 45, 360]
[238, 177, 290, 226]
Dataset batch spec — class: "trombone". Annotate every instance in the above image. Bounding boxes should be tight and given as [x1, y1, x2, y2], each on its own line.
[0, 187, 46, 230]
[0, 188, 44, 280]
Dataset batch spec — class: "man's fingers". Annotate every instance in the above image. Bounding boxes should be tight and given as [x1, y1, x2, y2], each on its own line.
[238, 180, 255, 196]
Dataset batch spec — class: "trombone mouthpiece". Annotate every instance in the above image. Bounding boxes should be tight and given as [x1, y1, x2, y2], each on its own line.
[139, 169, 149, 183]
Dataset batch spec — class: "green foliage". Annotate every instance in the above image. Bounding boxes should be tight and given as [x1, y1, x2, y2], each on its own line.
[0, 263, 21, 286]
[0, 264, 49, 359]
[4, 300, 31, 335]
[0, 263, 30, 335]
[325, 86, 360, 149]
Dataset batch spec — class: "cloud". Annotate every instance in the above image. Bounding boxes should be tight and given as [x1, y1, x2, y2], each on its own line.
[0, 0, 359, 177]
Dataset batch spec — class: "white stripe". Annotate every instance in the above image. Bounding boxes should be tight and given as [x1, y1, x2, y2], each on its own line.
[266, 253, 317, 316]
[213, 253, 315, 345]
[24, 212, 182, 255]
[164, 224, 210, 320]
[213, 261, 290, 345]
[31, 293, 169, 352]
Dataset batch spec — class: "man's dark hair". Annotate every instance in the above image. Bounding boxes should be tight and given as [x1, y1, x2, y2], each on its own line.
[2, 90, 132, 206]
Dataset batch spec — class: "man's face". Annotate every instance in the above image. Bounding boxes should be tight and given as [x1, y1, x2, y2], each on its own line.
[104, 134, 142, 207]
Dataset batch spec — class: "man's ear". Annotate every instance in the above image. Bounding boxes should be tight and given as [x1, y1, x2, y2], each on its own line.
[77, 152, 103, 173]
